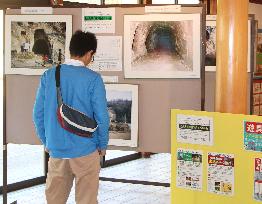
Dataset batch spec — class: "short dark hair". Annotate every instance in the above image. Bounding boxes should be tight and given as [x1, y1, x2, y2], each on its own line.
[69, 30, 97, 57]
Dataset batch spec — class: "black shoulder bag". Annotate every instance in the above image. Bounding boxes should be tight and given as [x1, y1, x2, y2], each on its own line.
[55, 64, 98, 137]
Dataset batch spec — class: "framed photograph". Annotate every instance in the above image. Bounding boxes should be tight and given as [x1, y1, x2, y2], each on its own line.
[105, 84, 138, 147]
[5, 15, 72, 75]
[205, 15, 216, 71]
[205, 15, 251, 72]
[124, 14, 201, 78]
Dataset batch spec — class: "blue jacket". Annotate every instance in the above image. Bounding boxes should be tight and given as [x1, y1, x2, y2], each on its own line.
[33, 64, 109, 158]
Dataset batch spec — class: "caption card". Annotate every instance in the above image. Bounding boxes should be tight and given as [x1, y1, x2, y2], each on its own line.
[177, 114, 214, 146]
[89, 36, 122, 71]
[82, 8, 115, 33]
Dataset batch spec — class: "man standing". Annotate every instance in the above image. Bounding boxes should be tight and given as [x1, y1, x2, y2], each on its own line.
[33, 30, 109, 204]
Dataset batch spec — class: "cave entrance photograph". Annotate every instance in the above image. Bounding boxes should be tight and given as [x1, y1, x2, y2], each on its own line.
[5, 15, 72, 75]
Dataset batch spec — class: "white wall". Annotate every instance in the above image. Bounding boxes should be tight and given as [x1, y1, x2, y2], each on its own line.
[249, 3, 262, 28]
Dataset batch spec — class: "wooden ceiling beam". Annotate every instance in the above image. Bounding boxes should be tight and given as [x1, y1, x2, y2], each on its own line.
[0, 0, 261, 9]
[0, 0, 50, 9]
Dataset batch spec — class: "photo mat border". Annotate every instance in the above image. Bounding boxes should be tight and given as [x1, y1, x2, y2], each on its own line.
[5, 14, 72, 75]
[124, 13, 201, 79]
[106, 83, 139, 147]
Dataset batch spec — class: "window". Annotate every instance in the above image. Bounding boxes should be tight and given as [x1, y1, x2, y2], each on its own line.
[67, 0, 139, 3]
[67, 0, 199, 5]
[105, 0, 138, 3]
[152, 0, 175, 3]
[7, 144, 45, 185]
[152, 0, 199, 3]
[178, 0, 199, 4]
[67, 0, 101, 4]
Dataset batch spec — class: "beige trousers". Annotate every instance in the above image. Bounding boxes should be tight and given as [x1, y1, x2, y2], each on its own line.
[45, 150, 101, 204]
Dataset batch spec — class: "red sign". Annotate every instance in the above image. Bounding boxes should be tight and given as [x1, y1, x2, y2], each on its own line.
[255, 158, 262, 172]
[245, 122, 262, 134]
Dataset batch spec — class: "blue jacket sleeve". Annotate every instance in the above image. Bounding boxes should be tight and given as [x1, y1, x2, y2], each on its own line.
[33, 73, 46, 146]
[91, 75, 109, 150]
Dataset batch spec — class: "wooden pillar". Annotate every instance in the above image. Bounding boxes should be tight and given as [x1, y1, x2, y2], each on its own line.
[215, 0, 248, 114]
[201, 0, 216, 15]
[140, 0, 152, 158]
[210, 0, 217, 14]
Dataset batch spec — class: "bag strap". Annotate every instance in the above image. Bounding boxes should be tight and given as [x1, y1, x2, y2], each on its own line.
[55, 64, 63, 106]
[55, 64, 61, 87]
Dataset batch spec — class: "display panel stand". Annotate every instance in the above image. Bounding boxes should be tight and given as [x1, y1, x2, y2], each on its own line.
[2, 3, 206, 203]
[171, 109, 262, 204]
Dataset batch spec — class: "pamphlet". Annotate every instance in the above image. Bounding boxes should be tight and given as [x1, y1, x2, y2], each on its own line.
[207, 152, 234, 196]
[177, 148, 203, 191]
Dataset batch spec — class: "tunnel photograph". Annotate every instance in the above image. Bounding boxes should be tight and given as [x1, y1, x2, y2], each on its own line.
[124, 14, 201, 78]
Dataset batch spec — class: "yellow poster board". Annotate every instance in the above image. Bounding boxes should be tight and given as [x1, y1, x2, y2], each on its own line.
[171, 109, 262, 204]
